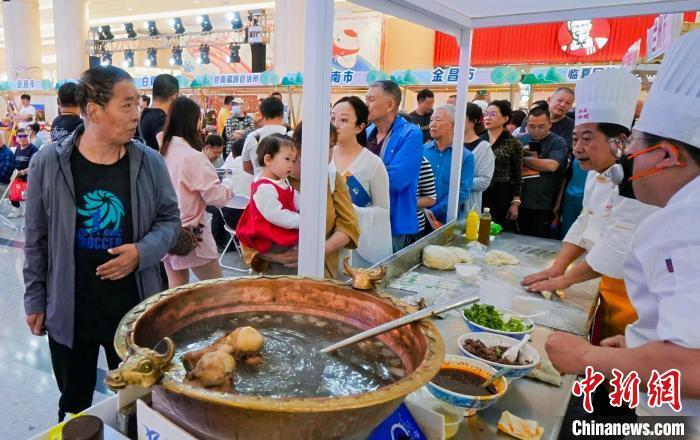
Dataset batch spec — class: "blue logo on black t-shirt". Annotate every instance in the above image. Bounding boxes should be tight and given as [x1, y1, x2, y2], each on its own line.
[76, 189, 126, 250]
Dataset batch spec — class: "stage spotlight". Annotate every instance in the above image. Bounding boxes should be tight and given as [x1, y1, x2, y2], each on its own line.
[227, 43, 241, 63]
[122, 50, 134, 67]
[226, 11, 244, 30]
[98, 25, 114, 40]
[197, 43, 211, 65]
[169, 17, 185, 34]
[100, 51, 112, 66]
[197, 14, 213, 32]
[145, 48, 157, 67]
[123, 23, 137, 38]
[145, 20, 159, 37]
[170, 46, 183, 66]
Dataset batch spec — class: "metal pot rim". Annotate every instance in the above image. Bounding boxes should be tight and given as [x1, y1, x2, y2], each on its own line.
[114, 275, 445, 412]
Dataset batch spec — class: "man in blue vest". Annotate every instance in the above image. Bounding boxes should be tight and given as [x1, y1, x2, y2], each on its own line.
[366, 80, 423, 252]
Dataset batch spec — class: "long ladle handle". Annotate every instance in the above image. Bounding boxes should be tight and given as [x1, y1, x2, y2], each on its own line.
[321, 295, 480, 354]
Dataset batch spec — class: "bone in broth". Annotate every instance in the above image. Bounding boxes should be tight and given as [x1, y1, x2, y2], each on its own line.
[432, 368, 497, 396]
[168, 312, 406, 398]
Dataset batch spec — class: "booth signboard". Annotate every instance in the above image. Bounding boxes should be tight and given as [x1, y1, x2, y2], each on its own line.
[331, 69, 367, 86]
[646, 13, 683, 62]
[213, 73, 263, 86]
[133, 76, 157, 89]
[12, 79, 46, 90]
[622, 39, 642, 70]
[390, 67, 489, 86]
[525, 65, 615, 84]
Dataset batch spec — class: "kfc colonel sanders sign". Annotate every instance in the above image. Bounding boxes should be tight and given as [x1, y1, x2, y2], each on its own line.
[559, 19, 611, 56]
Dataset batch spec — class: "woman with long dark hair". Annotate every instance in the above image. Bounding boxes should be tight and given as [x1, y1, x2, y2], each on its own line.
[463, 102, 494, 214]
[330, 96, 391, 265]
[481, 99, 523, 228]
[160, 96, 235, 287]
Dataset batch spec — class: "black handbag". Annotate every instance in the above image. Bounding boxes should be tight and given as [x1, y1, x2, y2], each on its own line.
[169, 224, 204, 256]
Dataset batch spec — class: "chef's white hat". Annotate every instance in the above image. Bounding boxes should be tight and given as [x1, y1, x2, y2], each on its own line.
[635, 30, 700, 148]
[575, 69, 641, 129]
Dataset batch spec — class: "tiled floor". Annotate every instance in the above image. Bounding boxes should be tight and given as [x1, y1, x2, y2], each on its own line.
[0, 202, 249, 440]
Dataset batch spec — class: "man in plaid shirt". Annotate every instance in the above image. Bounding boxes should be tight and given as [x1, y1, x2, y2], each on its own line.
[224, 97, 255, 158]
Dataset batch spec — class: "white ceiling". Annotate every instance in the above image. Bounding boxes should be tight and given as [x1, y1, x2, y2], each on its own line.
[351, 0, 699, 34]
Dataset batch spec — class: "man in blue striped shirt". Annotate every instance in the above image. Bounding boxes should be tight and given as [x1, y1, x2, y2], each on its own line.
[424, 104, 475, 224]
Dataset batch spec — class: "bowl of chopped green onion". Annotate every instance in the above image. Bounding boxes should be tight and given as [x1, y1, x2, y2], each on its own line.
[462, 304, 534, 340]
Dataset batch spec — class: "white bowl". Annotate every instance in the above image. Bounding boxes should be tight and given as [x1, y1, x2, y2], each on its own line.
[457, 332, 540, 380]
[462, 305, 534, 340]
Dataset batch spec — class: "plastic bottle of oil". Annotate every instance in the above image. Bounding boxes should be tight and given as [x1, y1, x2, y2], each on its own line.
[465, 209, 479, 240]
[478, 208, 492, 246]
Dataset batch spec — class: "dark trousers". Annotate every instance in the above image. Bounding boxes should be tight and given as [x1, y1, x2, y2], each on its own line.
[207, 206, 244, 250]
[518, 208, 555, 239]
[48, 336, 121, 422]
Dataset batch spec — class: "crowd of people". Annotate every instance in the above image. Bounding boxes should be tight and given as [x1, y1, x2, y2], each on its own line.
[14, 28, 700, 425]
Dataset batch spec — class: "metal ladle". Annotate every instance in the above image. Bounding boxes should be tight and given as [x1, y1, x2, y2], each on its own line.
[321, 295, 480, 353]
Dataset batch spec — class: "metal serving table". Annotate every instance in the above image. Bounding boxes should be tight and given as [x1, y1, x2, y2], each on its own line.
[374, 223, 600, 439]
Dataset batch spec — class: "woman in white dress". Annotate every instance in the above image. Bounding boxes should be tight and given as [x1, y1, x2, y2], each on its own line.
[330, 96, 392, 265]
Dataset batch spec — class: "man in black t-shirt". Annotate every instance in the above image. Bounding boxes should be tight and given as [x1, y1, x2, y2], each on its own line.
[408, 88, 434, 143]
[139, 74, 178, 150]
[51, 82, 83, 143]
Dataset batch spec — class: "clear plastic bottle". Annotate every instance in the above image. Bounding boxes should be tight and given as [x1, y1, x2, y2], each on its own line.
[478, 208, 492, 246]
[466, 209, 479, 240]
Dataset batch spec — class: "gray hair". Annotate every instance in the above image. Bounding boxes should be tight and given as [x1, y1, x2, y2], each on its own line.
[369, 80, 402, 108]
[434, 104, 455, 123]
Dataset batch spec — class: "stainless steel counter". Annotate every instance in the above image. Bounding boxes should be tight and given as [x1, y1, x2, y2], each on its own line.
[374, 223, 599, 439]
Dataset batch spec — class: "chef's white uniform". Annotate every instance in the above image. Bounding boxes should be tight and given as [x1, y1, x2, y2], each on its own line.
[564, 167, 658, 341]
[625, 175, 700, 420]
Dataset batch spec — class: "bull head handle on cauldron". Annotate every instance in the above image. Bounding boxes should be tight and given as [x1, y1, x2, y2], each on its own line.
[104, 332, 175, 391]
[343, 256, 386, 290]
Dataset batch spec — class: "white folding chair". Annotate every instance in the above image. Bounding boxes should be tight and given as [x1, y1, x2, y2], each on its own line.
[0, 170, 20, 231]
[218, 199, 250, 273]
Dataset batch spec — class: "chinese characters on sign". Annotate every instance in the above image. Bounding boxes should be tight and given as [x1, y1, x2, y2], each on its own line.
[134, 76, 157, 89]
[646, 14, 682, 62]
[573, 367, 683, 413]
[213, 73, 262, 87]
[330, 70, 356, 85]
[13, 79, 43, 90]
[430, 67, 476, 84]
[565, 66, 607, 81]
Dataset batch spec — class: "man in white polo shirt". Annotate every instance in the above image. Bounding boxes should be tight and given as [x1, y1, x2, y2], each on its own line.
[241, 97, 288, 176]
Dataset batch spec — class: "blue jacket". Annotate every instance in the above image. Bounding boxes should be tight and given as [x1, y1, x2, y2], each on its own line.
[0, 144, 13, 184]
[23, 127, 180, 348]
[366, 116, 423, 235]
[424, 141, 475, 223]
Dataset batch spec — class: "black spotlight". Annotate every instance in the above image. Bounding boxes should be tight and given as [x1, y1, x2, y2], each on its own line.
[226, 11, 244, 30]
[122, 50, 134, 68]
[98, 25, 114, 40]
[170, 46, 183, 66]
[145, 48, 157, 67]
[145, 20, 159, 37]
[123, 23, 137, 38]
[197, 44, 210, 65]
[197, 14, 213, 32]
[100, 51, 112, 66]
[170, 17, 185, 34]
[227, 43, 241, 63]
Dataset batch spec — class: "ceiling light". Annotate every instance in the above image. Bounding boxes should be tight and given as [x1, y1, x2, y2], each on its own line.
[123, 23, 137, 38]
[197, 14, 213, 33]
[122, 50, 134, 68]
[100, 51, 112, 66]
[227, 43, 240, 63]
[98, 25, 114, 40]
[145, 20, 159, 37]
[145, 48, 157, 67]
[226, 11, 244, 30]
[197, 43, 210, 65]
[170, 46, 183, 66]
[169, 17, 186, 34]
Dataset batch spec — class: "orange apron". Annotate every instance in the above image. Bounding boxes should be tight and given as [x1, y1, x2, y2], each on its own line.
[590, 276, 638, 345]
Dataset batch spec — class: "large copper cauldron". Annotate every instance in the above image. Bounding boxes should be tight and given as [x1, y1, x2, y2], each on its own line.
[113, 276, 444, 439]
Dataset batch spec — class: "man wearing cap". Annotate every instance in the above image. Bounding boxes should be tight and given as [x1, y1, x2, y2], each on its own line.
[224, 97, 255, 159]
[545, 31, 700, 422]
[522, 69, 657, 345]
